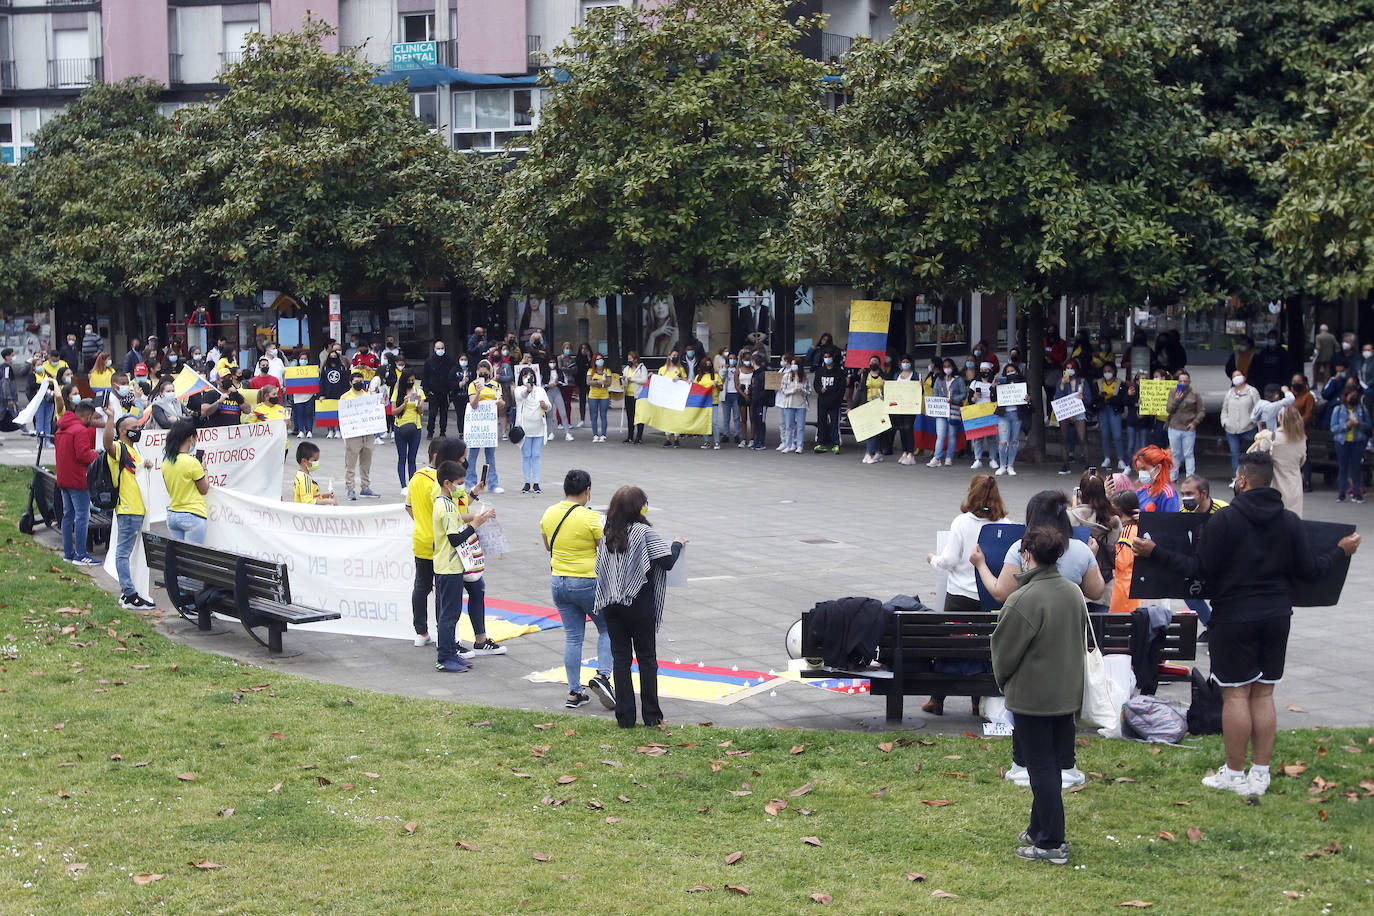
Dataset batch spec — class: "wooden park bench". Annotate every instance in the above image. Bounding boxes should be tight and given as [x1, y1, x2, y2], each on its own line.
[799, 608, 1198, 722]
[18, 465, 111, 550]
[142, 527, 340, 657]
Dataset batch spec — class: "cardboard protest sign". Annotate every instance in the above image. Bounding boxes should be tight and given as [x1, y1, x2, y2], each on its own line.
[1138, 379, 1174, 418]
[924, 395, 951, 419]
[883, 380, 923, 415]
[846, 397, 892, 441]
[1051, 393, 1086, 421]
[337, 393, 387, 439]
[463, 401, 499, 448]
[996, 382, 1028, 407]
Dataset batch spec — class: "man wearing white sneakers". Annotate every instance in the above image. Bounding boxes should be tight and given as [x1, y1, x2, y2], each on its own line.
[1134, 453, 1359, 796]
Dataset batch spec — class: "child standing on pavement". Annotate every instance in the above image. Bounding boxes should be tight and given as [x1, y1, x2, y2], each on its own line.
[293, 442, 335, 505]
[432, 460, 497, 672]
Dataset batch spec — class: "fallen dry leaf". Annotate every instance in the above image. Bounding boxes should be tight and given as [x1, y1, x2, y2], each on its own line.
[1187, 827, 1202, 843]
[789, 782, 814, 797]
[316, 776, 331, 787]
[1158, 830, 1176, 842]
[810, 892, 833, 904]
[556, 775, 577, 785]
[531, 744, 551, 758]
[905, 872, 926, 882]
[189, 860, 223, 870]
[729, 790, 753, 797]
[872, 787, 889, 798]
[1303, 841, 1341, 859]
[931, 889, 958, 899]
[404, 821, 417, 835]
[725, 851, 743, 865]
[217, 808, 234, 818]
[1286, 705, 1306, 713]
[725, 885, 750, 896]
[604, 816, 621, 824]
[802, 836, 822, 847]
[601, 759, 622, 768]
[1281, 762, 1308, 777]
[764, 799, 787, 816]
[921, 800, 952, 807]
[455, 841, 478, 851]
[564, 729, 576, 737]
[1319, 808, 1327, 822]
[363, 772, 381, 779]
[877, 741, 894, 753]
[66, 863, 88, 874]
[268, 781, 283, 793]
[1283, 891, 1302, 899]
[1311, 775, 1338, 794]
[686, 885, 712, 893]
[131, 873, 164, 886]
[340, 783, 355, 792]
[532, 852, 550, 862]
[1118, 902, 1153, 909]
[56, 790, 71, 799]
[585, 800, 604, 810]
[268, 732, 284, 740]
[533, 723, 555, 730]
[790, 745, 805, 755]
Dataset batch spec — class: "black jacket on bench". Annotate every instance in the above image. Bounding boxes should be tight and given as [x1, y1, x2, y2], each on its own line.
[810, 597, 888, 669]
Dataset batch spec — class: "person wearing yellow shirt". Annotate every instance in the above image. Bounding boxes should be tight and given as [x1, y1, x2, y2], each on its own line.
[104, 412, 154, 609]
[161, 419, 209, 543]
[540, 468, 614, 709]
[694, 360, 722, 449]
[657, 350, 689, 447]
[586, 355, 612, 442]
[431, 459, 499, 672]
[88, 353, 115, 400]
[407, 439, 464, 647]
[36, 351, 69, 440]
[249, 384, 288, 423]
[621, 351, 649, 443]
[292, 441, 335, 506]
[392, 370, 426, 488]
[464, 361, 505, 494]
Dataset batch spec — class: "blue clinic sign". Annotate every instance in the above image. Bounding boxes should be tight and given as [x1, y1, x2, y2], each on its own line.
[392, 42, 438, 68]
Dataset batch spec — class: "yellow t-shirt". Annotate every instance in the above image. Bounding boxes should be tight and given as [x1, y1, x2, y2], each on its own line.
[40, 359, 69, 381]
[697, 373, 720, 406]
[214, 357, 236, 379]
[588, 369, 611, 400]
[162, 454, 206, 518]
[433, 493, 480, 577]
[468, 379, 500, 401]
[539, 500, 603, 579]
[89, 367, 114, 391]
[293, 470, 321, 504]
[865, 372, 885, 401]
[407, 466, 441, 559]
[108, 442, 145, 516]
[658, 363, 687, 381]
[393, 387, 425, 428]
[250, 401, 287, 423]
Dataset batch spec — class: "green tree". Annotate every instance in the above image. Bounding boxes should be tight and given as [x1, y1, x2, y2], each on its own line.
[480, 0, 826, 343]
[129, 19, 494, 303]
[800, 0, 1230, 456]
[13, 78, 171, 305]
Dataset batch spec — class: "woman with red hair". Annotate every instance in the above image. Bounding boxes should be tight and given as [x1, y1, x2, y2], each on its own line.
[1133, 445, 1180, 512]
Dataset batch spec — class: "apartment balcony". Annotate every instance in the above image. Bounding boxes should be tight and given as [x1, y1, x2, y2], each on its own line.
[435, 38, 458, 68]
[47, 57, 102, 89]
[220, 50, 244, 69]
[168, 53, 182, 85]
[527, 34, 542, 67]
[0, 60, 14, 91]
[820, 31, 853, 63]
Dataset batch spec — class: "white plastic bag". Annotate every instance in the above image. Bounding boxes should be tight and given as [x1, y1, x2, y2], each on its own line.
[1095, 654, 1136, 739]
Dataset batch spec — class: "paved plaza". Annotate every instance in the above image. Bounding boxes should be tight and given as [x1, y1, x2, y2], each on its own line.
[7, 397, 1371, 734]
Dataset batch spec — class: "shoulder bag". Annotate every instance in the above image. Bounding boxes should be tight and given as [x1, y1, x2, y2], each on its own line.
[1078, 596, 1118, 729]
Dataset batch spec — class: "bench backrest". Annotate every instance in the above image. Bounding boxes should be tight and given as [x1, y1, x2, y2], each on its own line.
[802, 608, 1198, 662]
[142, 528, 292, 606]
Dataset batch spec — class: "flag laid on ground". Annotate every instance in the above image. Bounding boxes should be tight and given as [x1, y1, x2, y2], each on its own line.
[315, 398, 339, 428]
[172, 366, 212, 400]
[635, 375, 712, 435]
[845, 300, 892, 368]
[459, 598, 564, 645]
[960, 402, 998, 439]
[525, 658, 781, 704]
[283, 365, 320, 396]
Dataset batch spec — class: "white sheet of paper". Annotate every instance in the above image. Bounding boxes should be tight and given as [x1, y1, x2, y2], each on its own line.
[1052, 393, 1086, 421]
[924, 396, 950, 419]
[996, 382, 1028, 407]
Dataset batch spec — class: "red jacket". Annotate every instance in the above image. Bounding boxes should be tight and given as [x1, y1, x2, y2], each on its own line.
[54, 411, 97, 489]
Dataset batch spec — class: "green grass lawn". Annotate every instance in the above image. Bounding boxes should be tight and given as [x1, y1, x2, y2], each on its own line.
[1, 464, 1370, 914]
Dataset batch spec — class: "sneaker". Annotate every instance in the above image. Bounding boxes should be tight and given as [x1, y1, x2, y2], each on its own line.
[990, 457, 999, 468]
[713, 443, 720, 450]
[457, 643, 477, 659]
[306, 431, 313, 439]
[1004, 763, 1031, 786]
[873, 453, 885, 462]
[1101, 457, 1111, 468]
[830, 446, 840, 454]
[469, 639, 507, 656]
[71, 556, 98, 567]
[862, 454, 874, 464]
[737, 440, 747, 448]
[131, 594, 157, 609]
[1202, 767, 1253, 795]
[970, 460, 984, 469]
[1354, 495, 1366, 504]
[347, 490, 357, 501]
[413, 634, 434, 647]
[359, 489, 380, 498]
[533, 484, 542, 494]
[814, 445, 826, 453]
[664, 441, 673, 448]
[943, 458, 953, 467]
[564, 692, 591, 709]
[490, 486, 505, 495]
[1015, 844, 1069, 865]
[295, 430, 303, 439]
[587, 674, 616, 709]
[435, 658, 471, 673]
[995, 466, 1007, 476]
[702, 442, 712, 449]
[673, 441, 680, 448]
[565, 433, 574, 441]
[1061, 767, 1086, 788]
[1247, 767, 1271, 797]
[1007, 466, 1017, 476]
[1337, 494, 1346, 503]
[1057, 465, 1071, 475]
[927, 457, 941, 468]
[119, 593, 142, 610]
[546, 433, 554, 443]
[521, 483, 531, 493]
[1118, 459, 1127, 471]
[374, 436, 384, 445]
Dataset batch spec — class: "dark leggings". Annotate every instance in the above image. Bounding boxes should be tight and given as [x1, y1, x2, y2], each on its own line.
[624, 395, 637, 439]
[412, 557, 434, 635]
[604, 584, 663, 728]
[1013, 712, 1076, 848]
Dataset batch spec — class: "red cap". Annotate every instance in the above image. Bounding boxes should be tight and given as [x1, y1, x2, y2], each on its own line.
[134, 363, 149, 377]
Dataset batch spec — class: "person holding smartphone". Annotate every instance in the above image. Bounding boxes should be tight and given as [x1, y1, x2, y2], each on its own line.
[515, 367, 551, 493]
[465, 360, 505, 494]
[162, 419, 209, 543]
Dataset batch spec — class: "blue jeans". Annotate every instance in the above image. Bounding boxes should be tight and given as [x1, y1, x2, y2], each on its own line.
[551, 575, 610, 694]
[436, 573, 486, 664]
[972, 432, 990, 462]
[721, 393, 740, 438]
[115, 513, 144, 595]
[291, 398, 315, 434]
[589, 397, 609, 437]
[521, 433, 544, 484]
[781, 406, 805, 450]
[1168, 428, 1196, 479]
[934, 417, 956, 461]
[166, 510, 206, 544]
[998, 411, 1021, 467]
[35, 399, 55, 440]
[394, 424, 421, 487]
[464, 447, 498, 490]
[1226, 430, 1255, 475]
[1185, 598, 1212, 627]
[1335, 440, 1365, 498]
[1099, 406, 1123, 463]
[710, 402, 722, 445]
[60, 487, 91, 560]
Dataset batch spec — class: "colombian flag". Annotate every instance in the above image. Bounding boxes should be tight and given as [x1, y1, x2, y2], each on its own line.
[960, 402, 999, 440]
[845, 300, 892, 369]
[635, 379, 713, 435]
[316, 398, 339, 428]
[172, 366, 211, 400]
[283, 365, 320, 396]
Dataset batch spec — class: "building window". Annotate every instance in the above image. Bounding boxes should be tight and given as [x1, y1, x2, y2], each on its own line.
[51, 28, 92, 88]
[222, 20, 258, 67]
[452, 89, 541, 152]
[402, 13, 435, 43]
[581, 1, 624, 24]
[412, 91, 437, 128]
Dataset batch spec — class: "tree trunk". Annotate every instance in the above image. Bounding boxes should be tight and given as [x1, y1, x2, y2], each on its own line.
[1027, 300, 1047, 462]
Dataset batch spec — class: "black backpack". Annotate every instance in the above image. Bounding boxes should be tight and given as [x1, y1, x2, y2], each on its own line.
[1187, 667, 1223, 736]
[87, 444, 122, 513]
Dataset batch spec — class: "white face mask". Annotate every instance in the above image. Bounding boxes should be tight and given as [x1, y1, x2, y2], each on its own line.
[1138, 468, 1154, 485]
[1103, 371, 1114, 380]
[1365, 350, 1373, 360]
[1232, 376, 1245, 387]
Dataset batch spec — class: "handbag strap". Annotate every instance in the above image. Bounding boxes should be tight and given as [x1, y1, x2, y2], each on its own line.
[1082, 594, 1103, 654]
[547, 503, 579, 553]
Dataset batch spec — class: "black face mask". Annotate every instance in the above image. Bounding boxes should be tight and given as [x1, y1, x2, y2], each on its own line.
[125, 428, 142, 443]
[267, 396, 278, 404]
[352, 381, 365, 390]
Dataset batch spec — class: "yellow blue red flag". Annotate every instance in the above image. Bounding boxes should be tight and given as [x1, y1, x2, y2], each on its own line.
[635, 377, 713, 435]
[172, 366, 211, 400]
[846, 300, 892, 368]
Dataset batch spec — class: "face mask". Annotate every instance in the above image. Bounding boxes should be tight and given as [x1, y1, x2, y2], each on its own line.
[435, 348, 445, 356]
[125, 428, 142, 443]
[67, 340, 76, 347]
[1239, 344, 1249, 352]
[943, 367, 954, 375]
[259, 365, 270, 373]
[1266, 340, 1277, 348]
[501, 350, 509, 357]
[595, 359, 605, 367]
[822, 357, 832, 367]
[1232, 376, 1245, 387]
[351, 380, 365, 390]
[1181, 496, 1197, 511]
[309, 459, 321, 472]
[169, 355, 178, 363]
[1139, 468, 1154, 485]
[1066, 369, 1076, 378]
[267, 395, 278, 404]
[268, 348, 277, 356]
[730, 358, 738, 366]
[900, 361, 912, 371]
[686, 350, 695, 358]
[192, 354, 201, 361]
[1006, 372, 1018, 380]
[117, 385, 131, 397]
[787, 365, 797, 373]
[1343, 341, 1353, 351]
[1103, 371, 1114, 380]
[964, 361, 974, 370]
[563, 348, 571, 356]
[458, 359, 468, 367]
[549, 364, 557, 371]
[479, 372, 490, 380]
[1365, 351, 1373, 360]
[397, 364, 407, 373]
[1339, 372, 1348, 379]
[870, 365, 881, 374]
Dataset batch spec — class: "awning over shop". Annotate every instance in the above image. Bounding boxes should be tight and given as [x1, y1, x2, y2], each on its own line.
[372, 67, 562, 90]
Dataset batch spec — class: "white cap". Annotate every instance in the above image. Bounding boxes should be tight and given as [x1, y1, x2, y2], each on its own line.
[979, 361, 993, 371]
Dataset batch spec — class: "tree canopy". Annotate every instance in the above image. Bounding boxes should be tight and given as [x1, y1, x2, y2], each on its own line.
[480, 0, 826, 338]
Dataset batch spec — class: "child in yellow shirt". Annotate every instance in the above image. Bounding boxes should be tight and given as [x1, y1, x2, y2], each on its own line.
[292, 442, 335, 505]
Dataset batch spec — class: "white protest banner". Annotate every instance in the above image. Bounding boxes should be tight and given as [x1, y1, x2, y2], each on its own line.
[337, 393, 387, 439]
[647, 374, 691, 411]
[102, 420, 288, 597]
[924, 395, 951, 419]
[203, 487, 416, 640]
[996, 382, 1028, 407]
[464, 402, 499, 448]
[1052, 393, 1086, 421]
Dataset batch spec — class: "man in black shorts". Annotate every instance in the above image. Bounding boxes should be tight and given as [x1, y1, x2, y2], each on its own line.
[1134, 453, 1359, 796]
